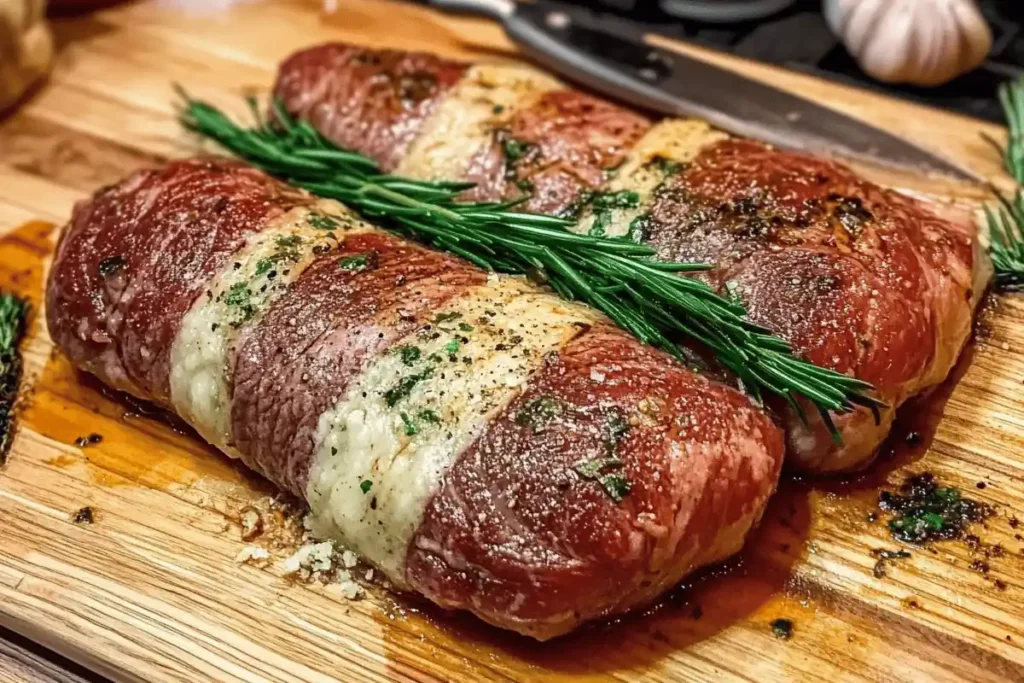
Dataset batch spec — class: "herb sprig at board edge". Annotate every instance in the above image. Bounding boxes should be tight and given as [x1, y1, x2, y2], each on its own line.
[0, 293, 27, 463]
[177, 90, 883, 439]
[985, 78, 1024, 291]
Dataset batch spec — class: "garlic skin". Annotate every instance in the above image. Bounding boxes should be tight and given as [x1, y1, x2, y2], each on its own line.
[0, 0, 53, 112]
[825, 0, 993, 87]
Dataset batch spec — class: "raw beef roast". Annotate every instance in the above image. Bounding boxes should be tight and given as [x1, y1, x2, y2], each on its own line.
[47, 158, 784, 640]
[274, 43, 990, 473]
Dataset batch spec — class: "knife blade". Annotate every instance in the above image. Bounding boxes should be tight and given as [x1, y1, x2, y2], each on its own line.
[427, 0, 982, 182]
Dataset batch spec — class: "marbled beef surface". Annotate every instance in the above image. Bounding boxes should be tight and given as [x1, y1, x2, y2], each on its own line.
[462, 89, 650, 214]
[46, 158, 310, 403]
[408, 324, 780, 637]
[230, 231, 486, 496]
[274, 44, 466, 172]
[47, 158, 785, 640]
[643, 140, 982, 471]
[274, 44, 989, 473]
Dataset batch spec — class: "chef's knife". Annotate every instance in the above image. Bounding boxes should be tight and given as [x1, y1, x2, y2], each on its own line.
[428, 0, 981, 182]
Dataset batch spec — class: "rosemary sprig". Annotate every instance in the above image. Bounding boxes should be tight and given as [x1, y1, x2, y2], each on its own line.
[984, 78, 1024, 291]
[177, 91, 881, 436]
[985, 194, 1024, 291]
[0, 293, 27, 463]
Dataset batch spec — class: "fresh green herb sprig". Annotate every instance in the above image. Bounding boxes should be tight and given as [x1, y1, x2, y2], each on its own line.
[996, 78, 1024, 183]
[177, 91, 881, 436]
[984, 78, 1024, 291]
[0, 293, 27, 462]
[984, 195, 1024, 291]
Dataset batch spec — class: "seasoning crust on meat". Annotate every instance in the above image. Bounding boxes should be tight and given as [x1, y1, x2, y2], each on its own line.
[274, 43, 990, 474]
[46, 158, 784, 640]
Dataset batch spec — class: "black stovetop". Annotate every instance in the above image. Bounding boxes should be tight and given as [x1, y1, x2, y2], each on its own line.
[568, 0, 1024, 123]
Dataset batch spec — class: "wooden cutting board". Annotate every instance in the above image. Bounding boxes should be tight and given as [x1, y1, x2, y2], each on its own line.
[1, 1, 1023, 681]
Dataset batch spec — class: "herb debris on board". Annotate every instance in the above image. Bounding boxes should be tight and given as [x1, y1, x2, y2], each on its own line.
[770, 618, 793, 640]
[877, 473, 993, 545]
[985, 78, 1024, 291]
[0, 293, 27, 464]
[177, 90, 883, 440]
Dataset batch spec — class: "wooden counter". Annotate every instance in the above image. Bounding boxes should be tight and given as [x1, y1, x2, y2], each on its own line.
[0, 1, 1022, 681]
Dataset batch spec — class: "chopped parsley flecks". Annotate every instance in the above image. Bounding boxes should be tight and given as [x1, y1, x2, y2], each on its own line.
[877, 473, 993, 545]
[308, 213, 344, 231]
[771, 619, 793, 640]
[444, 339, 460, 355]
[98, 255, 125, 277]
[418, 409, 441, 425]
[626, 214, 651, 244]
[382, 367, 434, 407]
[337, 251, 374, 271]
[273, 235, 303, 265]
[574, 457, 632, 502]
[502, 137, 534, 164]
[458, 322, 474, 333]
[564, 190, 639, 236]
[604, 411, 630, 450]
[224, 282, 249, 306]
[251, 234, 307, 280]
[651, 156, 684, 178]
[220, 234, 313, 327]
[592, 190, 641, 211]
[492, 104, 505, 115]
[396, 345, 421, 365]
[224, 282, 257, 326]
[589, 210, 612, 237]
[254, 258, 275, 277]
[574, 456, 623, 480]
[599, 473, 632, 502]
[360, 479, 373, 494]
[400, 411, 418, 436]
[515, 395, 564, 430]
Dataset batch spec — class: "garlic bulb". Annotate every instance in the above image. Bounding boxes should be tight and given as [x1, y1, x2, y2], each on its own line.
[0, 0, 53, 113]
[825, 0, 993, 87]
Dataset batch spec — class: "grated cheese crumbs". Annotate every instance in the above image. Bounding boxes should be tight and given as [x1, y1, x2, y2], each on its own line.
[279, 541, 335, 574]
[235, 546, 270, 564]
[341, 579, 363, 599]
[341, 550, 358, 568]
[274, 538, 369, 600]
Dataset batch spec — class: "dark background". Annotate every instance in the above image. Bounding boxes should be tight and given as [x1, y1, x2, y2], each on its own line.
[565, 0, 1024, 122]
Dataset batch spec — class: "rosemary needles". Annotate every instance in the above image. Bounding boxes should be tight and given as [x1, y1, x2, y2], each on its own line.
[986, 78, 1024, 292]
[177, 92, 881, 436]
[0, 292, 27, 463]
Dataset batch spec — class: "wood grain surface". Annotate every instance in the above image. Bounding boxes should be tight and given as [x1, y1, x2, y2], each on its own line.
[0, 1, 1022, 681]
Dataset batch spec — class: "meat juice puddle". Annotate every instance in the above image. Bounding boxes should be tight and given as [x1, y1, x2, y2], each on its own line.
[0, 221, 276, 505]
